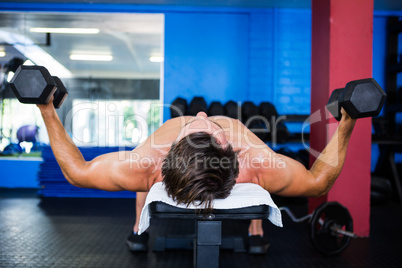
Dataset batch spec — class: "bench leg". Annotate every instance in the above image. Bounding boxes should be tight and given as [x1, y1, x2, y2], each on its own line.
[194, 221, 221, 268]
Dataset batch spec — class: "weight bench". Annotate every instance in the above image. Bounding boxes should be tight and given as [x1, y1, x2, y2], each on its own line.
[149, 202, 270, 268]
[138, 182, 283, 268]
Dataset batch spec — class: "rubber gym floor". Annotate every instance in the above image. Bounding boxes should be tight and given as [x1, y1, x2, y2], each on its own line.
[0, 189, 401, 268]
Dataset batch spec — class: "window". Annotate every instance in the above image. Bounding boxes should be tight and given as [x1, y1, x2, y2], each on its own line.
[0, 12, 164, 152]
[71, 99, 160, 147]
[0, 99, 48, 152]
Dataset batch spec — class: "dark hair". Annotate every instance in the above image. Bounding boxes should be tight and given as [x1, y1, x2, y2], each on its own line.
[162, 132, 239, 213]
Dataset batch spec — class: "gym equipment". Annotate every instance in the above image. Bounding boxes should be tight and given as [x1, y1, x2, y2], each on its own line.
[224, 100, 240, 119]
[16, 125, 38, 143]
[241, 101, 269, 141]
[259, 102, 289, 143]
[170, 97, 188, 118]
[327, 78, 386, 121]
[309, 202, 354, 256]
[52, 76, 68, 108]
[241, 101, 259, 123]
[149, 201, 270, 268]
[188, 96, 207, 116]
[9, 65, 68, 108]
[296, 149, 310, 169]
[371, 176, 392, 205]
[280, 202, 356, 256]
[268, 121, 289, 144]
[38, 146, 136, 198]
[4, 57, 24, 74]
[259, 102, 279, 121]
[1, 143, 23, 155]
[208, 101, 224, 116]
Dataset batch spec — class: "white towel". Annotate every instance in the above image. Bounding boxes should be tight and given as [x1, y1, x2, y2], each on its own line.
[138, 182, 283, 234]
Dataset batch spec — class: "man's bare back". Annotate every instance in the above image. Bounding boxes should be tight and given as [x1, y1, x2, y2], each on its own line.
[131, 113, 281, 190]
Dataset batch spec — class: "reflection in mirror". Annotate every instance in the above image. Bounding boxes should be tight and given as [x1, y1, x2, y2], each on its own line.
[0, 12, 164, 151]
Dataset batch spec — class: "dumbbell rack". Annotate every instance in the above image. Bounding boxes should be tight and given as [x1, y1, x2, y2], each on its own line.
[38, 146, 136, 198]
[386, 16, 402, 135]
[372, 16, 402, 204]
[373, 17, 402, 204]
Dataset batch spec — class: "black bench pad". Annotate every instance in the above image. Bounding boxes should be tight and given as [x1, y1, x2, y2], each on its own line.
[149, 201, 270, 220]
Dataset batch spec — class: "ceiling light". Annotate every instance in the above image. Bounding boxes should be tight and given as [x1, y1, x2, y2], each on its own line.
[30, 27, 100, 34]
[70, 54, 113, 61]
[0, 51, 5, 57]
[149, 56, 164, 62]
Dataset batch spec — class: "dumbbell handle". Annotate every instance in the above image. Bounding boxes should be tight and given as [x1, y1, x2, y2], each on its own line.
[280, 206, 357, 238]
[331, 227, 357, 238]
[318, 218, 358, 238]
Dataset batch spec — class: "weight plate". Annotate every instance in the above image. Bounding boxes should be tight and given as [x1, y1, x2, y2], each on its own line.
[309, 202, 353, 256]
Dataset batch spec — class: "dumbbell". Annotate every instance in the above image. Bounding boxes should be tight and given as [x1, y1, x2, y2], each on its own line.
[259, 102, 279, 121]
[241, 101, 259, 124]
[224, 100, 240, 119]
[9, 65, 68, 108]
[188, 96, 207, 116]
[327, 78, 386, 121]
[259, 102, 289, 143]
[170, 97, 188, 118]
[208, 101, 224, 116]
[241, 101, 269, 141]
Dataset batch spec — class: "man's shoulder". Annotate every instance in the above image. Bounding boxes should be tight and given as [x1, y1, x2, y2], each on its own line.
[163, 116, 193, 126]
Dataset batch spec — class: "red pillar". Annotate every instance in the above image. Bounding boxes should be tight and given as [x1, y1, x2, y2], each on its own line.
[309, 0, 373, 236]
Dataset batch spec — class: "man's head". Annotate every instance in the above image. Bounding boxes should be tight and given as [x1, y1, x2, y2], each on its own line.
[162, 129, 239, 213]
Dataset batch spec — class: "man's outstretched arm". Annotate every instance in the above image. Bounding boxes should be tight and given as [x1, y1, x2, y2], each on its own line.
[259, 108, 356, 197]
[37, 100, 151, 192]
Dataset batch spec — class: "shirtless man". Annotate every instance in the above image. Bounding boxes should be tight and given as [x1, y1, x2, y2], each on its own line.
[37, 98, 356, 252]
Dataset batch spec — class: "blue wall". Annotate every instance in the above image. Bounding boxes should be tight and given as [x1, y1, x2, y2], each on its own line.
[164, 8, 312, 120]
[163, 12, 249, 121]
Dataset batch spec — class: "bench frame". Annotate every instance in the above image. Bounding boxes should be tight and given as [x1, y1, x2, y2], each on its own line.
[149, 202, 270, 268]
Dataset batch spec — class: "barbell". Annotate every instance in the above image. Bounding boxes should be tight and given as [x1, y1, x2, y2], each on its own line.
[280, 202, 356, 256]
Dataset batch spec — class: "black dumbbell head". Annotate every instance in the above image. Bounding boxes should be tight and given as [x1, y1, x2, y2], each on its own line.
[9, 65, 56, 105]
[341, 78, 387, 119]
[52, 76, 68, 109]
[242, 101, 258, 123]
[188, 96, 207, 116]
[327, 88, 343, 121]
[170, 97, 187, 118]
[259, 102, 279, 120]
[208, 101, 224, 116]
[224, 100, 240, 119]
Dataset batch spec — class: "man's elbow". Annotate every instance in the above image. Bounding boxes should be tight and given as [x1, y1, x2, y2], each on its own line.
[69, 177, 86, 188]
[311, 188, 330, 198]
[310, 179, 333, 197]
[63, 167, 90, 188]
[64, 173, 85, 188]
